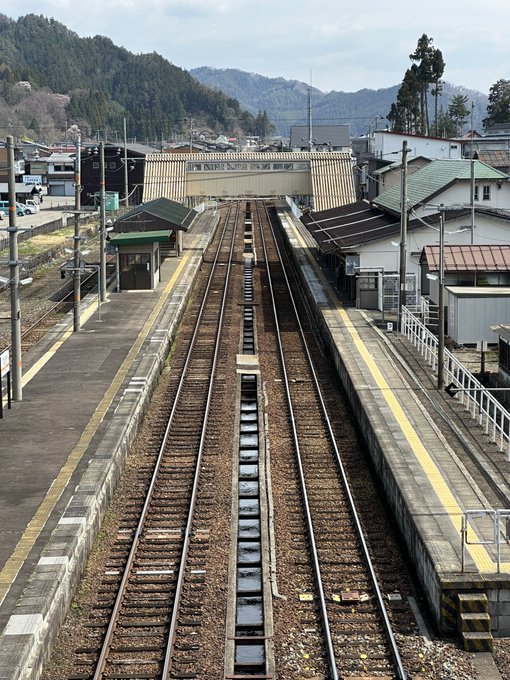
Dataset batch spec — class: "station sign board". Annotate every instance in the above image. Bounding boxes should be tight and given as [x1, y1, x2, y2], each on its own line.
[0, 349, 9, 378]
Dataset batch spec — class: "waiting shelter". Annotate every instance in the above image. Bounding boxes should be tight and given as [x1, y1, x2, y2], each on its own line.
[108, 197, 198, 291]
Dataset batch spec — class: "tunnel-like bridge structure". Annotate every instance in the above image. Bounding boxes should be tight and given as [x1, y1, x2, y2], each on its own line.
[143, 151, 356, 211]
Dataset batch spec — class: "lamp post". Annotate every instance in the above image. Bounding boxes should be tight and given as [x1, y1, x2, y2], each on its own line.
[7, 135, 21, 400]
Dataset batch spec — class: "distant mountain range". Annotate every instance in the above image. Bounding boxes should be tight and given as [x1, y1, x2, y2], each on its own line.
[190, 66, 489, 138]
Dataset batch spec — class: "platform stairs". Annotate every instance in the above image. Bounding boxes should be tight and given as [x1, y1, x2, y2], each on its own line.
[457, 592, 493, 652]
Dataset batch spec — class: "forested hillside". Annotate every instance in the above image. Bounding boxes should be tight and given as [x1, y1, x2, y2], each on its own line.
[191, 66, 489, 137]
[0, 14, 257, 143]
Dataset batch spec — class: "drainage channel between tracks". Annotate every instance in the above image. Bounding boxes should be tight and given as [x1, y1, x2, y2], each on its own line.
[228, 204, 273, 678]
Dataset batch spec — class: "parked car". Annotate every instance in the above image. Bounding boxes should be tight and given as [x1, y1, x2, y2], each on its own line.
[24, 199, 40, 213]
[0, 200, 27, 216]
[16, 202, 30, 216]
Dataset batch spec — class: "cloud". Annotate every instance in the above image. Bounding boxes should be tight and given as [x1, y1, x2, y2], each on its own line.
[2, 0, 510, 94]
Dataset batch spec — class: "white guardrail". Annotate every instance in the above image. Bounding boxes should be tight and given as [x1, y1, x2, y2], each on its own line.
[402, 305, 510, 458]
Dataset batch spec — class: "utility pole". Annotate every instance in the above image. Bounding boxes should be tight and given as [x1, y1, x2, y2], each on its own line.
[398, 139, 409, 332]
[7, 135, 22, 400]
[470, 102, 475, 244]
[99, 141, 106, 303]
[189, 118, 195, 153]
[123, 117, 129, 207]
[437, 208, 445, 389]
[73, 134, 81, 332]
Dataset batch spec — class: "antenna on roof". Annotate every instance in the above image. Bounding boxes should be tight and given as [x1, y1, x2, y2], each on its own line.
[308, 68, 314, 152]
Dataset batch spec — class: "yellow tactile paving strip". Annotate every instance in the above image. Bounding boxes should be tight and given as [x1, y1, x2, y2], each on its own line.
[285, 213, 501, 575]
[0, 252, 191, 606]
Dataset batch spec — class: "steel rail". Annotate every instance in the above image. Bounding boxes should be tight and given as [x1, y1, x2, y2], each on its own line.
[92, 202, 239, 679]
[0, 254, 116, 354]
[256, 201, 338, 680]
[161, 201, 239, 678]
[261, 202, 407, 679]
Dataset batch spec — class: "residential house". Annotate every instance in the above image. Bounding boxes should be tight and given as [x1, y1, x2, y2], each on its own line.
[373, 159, 510, 218]
[373, 130, 463, 161]
[0, 143, 28, 201]
[421, 245, 510, 344]
[368, 156, 431, 199]
[290, 125, 351, 153]
[46, 152, 75, 197]
[301, 158, 510, 311]
[80, 143, 152, 208]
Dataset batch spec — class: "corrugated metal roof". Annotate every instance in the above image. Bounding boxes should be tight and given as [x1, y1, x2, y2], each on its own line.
[301, 200, 423, 253]
[423, 245, 510, 272]
[446, 286, 510, 296]
[474, 149, 510, 170]
[310, 156, 356, 211]
[113, 197, 197, 232]
[373, 159, 508, 215]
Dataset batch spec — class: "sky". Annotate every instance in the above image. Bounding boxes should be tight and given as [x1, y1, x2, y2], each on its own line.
[2, 1, 509, 95]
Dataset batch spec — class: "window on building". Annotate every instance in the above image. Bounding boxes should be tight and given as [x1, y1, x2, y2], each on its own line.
[474, 185, 479, 201]
[483, 185, 491, 201]
[108, 161, 117, 169]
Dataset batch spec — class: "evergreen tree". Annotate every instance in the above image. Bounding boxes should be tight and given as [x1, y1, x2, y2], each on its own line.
[434, 105, 457, 138]
[409, 34, 435, 134]
[483, 79, 510, 130]
[448, 95, 470, 135]
[390, 34, 446, 136]
[430, 48, 445, 136]
[387, 66, 421, 133]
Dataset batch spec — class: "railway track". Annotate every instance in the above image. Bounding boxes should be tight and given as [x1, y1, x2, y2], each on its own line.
[0, 261, 114, 355]
[67, 203, 242, 679]
[254, 201, 406, 678]
[48, 199, 426, 679]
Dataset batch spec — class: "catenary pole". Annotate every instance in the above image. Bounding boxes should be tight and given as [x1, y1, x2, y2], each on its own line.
[73, 134, 81, 332]
[7, 135, 22, 400]
[99, 141, 106, 302]
[398, 139, 409, 331]
[123, 117, 129, 207]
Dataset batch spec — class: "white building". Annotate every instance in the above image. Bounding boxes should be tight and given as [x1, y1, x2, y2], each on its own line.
[374, 130, 463, 161]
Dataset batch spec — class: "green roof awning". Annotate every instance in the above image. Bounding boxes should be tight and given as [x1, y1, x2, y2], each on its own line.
[109, 230, 172, 245]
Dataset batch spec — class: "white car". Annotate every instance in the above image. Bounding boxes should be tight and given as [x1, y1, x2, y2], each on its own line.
[24, 200, 39, 214]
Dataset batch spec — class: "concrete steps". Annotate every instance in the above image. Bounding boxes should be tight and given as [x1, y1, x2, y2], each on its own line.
[457, 593, 493, 652]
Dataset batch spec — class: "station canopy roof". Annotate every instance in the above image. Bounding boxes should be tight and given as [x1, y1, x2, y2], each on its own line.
[112, 197, 197, 234]
[301, 200, 422, 254]
[109, 230, 172, 245]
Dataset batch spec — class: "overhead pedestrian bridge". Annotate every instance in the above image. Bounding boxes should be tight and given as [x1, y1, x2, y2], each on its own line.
[142, 151, 356, 211]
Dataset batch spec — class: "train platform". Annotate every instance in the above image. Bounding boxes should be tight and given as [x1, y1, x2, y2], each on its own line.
[0, 210, 217, 679]
[277, 205, 510, 651]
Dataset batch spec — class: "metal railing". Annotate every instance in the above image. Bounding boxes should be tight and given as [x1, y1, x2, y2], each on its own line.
[402, 305, 510, 458]
[461, 509, 510, 573]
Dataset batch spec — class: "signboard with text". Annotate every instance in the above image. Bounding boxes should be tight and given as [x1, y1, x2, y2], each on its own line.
[0, 349, 9, 378]
[23, 175, 42, 185]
